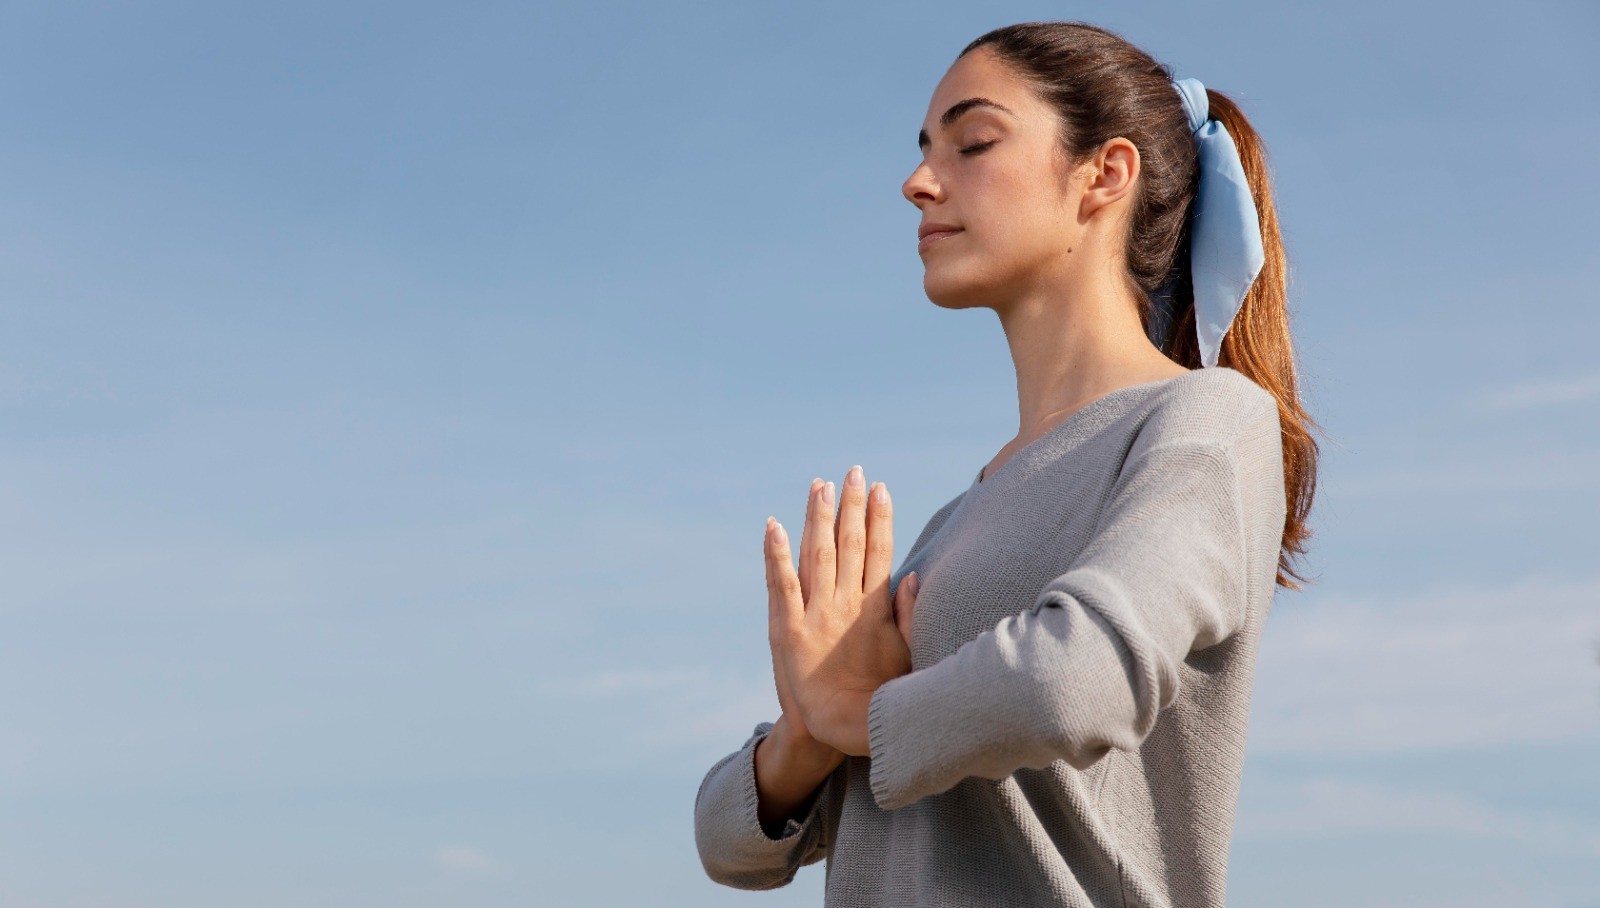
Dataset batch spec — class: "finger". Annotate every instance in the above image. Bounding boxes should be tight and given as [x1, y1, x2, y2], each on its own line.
[836, 465, 868, 598]
[768, 544, 797, 716]
[863, 480, 894, 621]
[812, 480, 837, 607]
[894, 570, 919, 646]
[767, 517, 803, 632]
[797, 477, 822, 603]
[765, 516, 784, 642]
[765, 518, 801, 717]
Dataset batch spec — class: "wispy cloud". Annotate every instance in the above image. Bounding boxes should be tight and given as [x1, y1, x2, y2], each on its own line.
[1338, 448, 1600, 494]
[1335, 369, 1600, 496]
[676, 684, 779, 743]
[1238, 776, 1600, 856]
[1251, 574, 1600, 755]
[542, 666, 715, 698]
[1479, 370, 1600, 411]
[436, 845, 495, 873]
[537, 575, 1600, 769]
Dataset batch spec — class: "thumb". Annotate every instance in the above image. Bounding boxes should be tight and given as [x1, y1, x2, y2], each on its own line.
[894, 571, 919, 646]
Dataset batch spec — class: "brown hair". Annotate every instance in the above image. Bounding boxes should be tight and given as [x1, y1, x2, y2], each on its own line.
[960, 21, 1322, 590]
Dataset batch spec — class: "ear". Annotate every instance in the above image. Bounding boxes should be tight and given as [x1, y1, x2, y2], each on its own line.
[1077, 136, 1140, 222]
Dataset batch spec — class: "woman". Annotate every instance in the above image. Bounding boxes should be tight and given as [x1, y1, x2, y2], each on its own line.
[694, 21, 1320, 908]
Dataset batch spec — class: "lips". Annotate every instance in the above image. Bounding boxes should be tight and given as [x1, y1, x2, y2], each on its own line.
[917, 227, 963, 250]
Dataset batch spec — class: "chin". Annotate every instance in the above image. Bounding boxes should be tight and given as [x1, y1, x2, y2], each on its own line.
[922, 259, 1005, 311]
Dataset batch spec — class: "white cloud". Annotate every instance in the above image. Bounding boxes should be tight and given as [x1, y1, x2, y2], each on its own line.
[437, 845, 494, 872]
[544, 666, 715, 698]
[1337, 448, 1600, 494]
[1479, 370, 1600, 410]
[1250, 574, 1600, 755]
[570, 666, 779, 752]
[533, 575, 1600, 775]
[1237, 776, 1600, 856]
[676, 684, 779, 744]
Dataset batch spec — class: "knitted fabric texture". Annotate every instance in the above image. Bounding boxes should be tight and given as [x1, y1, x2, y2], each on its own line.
[694, 366, 1289, 908]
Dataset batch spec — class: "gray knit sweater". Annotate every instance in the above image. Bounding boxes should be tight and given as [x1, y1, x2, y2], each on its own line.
[693, 366, 1289, 908]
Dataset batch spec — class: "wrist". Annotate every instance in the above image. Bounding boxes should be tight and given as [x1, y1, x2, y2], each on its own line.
[772, 713, 846, 771]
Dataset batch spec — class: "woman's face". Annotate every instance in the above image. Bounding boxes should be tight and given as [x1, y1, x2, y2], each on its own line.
[903, 48, 1110, 311]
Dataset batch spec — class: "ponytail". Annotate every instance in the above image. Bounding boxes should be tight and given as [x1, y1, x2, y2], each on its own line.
[1177, 89, 1322, 590]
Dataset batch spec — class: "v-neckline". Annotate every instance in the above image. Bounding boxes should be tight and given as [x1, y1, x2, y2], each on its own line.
[972, 373, 1192, 489]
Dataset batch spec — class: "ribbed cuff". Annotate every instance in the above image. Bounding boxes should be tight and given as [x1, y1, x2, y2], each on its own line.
[741, 725, 813, 842]
[867, 675, 920, 811]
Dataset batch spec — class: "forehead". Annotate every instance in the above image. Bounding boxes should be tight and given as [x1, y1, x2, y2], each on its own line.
[922, 48, 1037, 127]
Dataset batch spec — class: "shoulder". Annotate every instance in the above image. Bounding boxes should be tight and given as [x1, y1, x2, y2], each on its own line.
[1127, 366, 1280, 461]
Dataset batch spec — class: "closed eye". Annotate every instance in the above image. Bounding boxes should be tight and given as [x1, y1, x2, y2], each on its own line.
[960, 140, 998, 155]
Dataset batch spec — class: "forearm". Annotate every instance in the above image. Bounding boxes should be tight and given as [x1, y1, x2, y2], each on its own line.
[754, 714, 846, 837]
[866, 592, 1146, 809]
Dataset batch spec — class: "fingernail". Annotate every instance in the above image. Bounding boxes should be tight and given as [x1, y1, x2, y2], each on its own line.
[823, 482, 834, 507]
[773, 521, 787, 544]
[872, 482, 888, 505]
[848, 465, 864, 489]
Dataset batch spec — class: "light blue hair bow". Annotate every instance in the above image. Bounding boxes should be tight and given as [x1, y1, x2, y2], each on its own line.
[1163, 77, 1265, 368]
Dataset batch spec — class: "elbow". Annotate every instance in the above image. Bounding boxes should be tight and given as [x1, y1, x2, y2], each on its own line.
[1057, 738, 1116, 772]
[691, 792, 805, 891]
[1032, 597, 1179, 768]
[1039, 702, 1139, 772]
[700, 865, 799, 892]
[693, 833, 801, 891]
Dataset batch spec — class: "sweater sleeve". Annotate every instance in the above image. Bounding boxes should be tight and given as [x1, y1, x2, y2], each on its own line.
[693, 720, 837, 889]
[865, 426, 1280, 810]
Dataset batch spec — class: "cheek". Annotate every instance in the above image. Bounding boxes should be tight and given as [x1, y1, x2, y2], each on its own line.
[976, 191, 1066, 267]
[973, 169, 1061, 244]
[1017, 208, 1072, 258]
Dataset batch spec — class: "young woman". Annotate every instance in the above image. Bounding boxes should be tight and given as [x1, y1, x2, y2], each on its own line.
[695, 21, 1320, 908]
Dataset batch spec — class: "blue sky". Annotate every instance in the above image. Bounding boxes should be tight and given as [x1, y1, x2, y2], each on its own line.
[2, 1, 1598, 905]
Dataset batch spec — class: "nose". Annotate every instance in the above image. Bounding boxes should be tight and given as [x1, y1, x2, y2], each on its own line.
[902, 161, 940, 207]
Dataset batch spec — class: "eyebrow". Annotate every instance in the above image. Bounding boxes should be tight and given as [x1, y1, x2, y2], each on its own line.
[918, 97, 1018, 151]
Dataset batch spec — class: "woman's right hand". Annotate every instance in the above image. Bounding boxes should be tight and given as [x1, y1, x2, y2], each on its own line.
[767, 478, 836, 760]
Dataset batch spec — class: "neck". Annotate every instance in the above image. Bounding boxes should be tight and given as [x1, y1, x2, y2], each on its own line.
[993, 265, 1182, 440]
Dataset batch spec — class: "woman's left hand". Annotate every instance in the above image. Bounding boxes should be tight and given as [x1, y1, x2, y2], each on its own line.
[764, 465, 911, 757]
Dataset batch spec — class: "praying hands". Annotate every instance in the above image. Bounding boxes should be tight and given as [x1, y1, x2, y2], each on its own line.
[764, 466, 921, 758]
